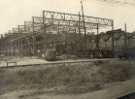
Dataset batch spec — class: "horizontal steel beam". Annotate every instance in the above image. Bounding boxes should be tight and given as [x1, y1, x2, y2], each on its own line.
[43, 10, 113, 26]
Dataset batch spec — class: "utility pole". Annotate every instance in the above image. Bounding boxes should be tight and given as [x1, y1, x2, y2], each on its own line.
[124, 23, 127, 52]
[96, 23, 99, 50]
[18, 25, 20, 33]
[124, 23, 127, 32]
[32, 16, 35, 56]
[42, 10, 46, 33]
[78, 12, 81, 35]
[78, 12, 82, 54]
[80, 0, 86, 37]
[111, 20, 114, 57]
[80, 0, 87, 56]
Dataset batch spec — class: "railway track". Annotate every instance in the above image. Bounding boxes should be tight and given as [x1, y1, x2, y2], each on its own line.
[0, 58, 117, 69]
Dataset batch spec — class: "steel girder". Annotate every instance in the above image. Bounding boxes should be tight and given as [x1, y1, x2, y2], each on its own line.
[42, 10, 113, 27]
[13, 10, 114, 34]
[31, 10, 114, 33]
[8, 10, 114, 42]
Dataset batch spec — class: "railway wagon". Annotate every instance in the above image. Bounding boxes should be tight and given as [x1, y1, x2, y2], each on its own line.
[117, 48, 135, 59]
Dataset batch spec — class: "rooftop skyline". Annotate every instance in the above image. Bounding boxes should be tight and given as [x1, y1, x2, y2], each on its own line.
[0, 0, 135, 34]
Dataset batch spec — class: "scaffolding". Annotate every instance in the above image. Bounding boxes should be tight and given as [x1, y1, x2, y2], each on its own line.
[0, 10, 114, 58]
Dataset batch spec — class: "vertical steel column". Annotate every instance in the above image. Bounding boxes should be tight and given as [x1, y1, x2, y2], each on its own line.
[80, 0, 86, 37]
[111, 20, 114, 57]
[80, 1, 87, 56]
[24, 24, 27, 32]
[124, 24, 127, 52]
[17, 40, 20, 56]
[32, 16, 35, 56]
[78, 12, 81, 35]
[43, 11, 46, 33]
[18, 25, 20, 33]
[0, 38, 1, 55]
[96, 23, 100, 58]
[57, 22, 60, 34]
[20, 39, 22, 56]
[96, 23, 99, 50]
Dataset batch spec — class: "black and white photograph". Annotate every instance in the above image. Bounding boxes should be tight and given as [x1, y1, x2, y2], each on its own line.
[0, 0, 135, 99]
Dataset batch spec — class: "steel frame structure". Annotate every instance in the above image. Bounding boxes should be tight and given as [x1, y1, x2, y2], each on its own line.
[1, 10, 114, 57]
[10, 10, 114, 36]
[32, 10, 114, 33]
[29, 10, 113, 57]
[42, 10, 113, 27]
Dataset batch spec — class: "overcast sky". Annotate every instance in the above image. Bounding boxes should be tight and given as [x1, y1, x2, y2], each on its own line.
[0, 0, 135, 34]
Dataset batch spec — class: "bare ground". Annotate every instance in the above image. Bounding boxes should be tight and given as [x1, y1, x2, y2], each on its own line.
[0, 58, 134, 99]
[0, 79, 135, 99]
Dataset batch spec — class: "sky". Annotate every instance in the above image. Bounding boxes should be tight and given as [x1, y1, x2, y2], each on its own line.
[0, 0, 135, 34]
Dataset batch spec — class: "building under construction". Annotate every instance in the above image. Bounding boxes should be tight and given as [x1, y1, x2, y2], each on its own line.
[0, 10, 135, 60]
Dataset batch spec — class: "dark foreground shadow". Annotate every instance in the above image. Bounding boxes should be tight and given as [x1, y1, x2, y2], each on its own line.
[118, 92, 135, 99]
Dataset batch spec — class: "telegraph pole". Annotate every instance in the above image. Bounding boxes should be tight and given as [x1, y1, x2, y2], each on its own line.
[32, 16, 35, 56]
[96, 23, 99, 50]
[111, 20, 114, 57]
[42, 11, 46, 33]
[80, 0, 87, 56]
[124, 23, 127, 53]
[80, 0, 86, 37]
[124, 23, 127, 32]
[78, 12, 81, 35]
